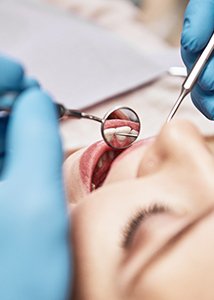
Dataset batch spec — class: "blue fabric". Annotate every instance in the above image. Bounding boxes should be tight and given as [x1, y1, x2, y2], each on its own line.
[181, 0, 214, 119]
[0, 55, 71, 299]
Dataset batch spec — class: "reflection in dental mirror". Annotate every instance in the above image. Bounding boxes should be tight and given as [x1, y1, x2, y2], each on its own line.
[102, 107, 141, 149]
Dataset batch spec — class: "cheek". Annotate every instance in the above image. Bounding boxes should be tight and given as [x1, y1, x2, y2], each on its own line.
[137, 140, 170, 178]
[133, 217, 214, 300]
[137, 152, 162, 178]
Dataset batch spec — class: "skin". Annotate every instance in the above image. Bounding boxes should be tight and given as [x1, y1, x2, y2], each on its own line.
[63, 120, 214, 300]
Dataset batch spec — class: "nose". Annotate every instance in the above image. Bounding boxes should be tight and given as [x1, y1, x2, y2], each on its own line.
[137, 120, 209, 177]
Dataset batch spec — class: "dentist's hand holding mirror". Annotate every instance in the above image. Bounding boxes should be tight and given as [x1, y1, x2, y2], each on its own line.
[0, 55, 71, 300]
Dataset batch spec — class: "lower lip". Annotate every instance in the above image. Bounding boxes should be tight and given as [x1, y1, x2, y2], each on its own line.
[79, 141, 121, 192]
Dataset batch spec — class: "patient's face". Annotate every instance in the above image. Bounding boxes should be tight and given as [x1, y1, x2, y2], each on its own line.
[64, 120, 214, 300]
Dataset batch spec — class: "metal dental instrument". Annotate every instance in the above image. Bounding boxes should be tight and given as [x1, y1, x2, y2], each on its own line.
[166, 33, 214, 123]
[0, 101, 141, 149]
[57, 104, 141, 149]
[114, 133, 138, 137]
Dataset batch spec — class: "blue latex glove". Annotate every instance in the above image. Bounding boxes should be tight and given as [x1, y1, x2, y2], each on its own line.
[181, 0, 214, 119]
[0, 87, 71, 297]
[0, 55, 39, 171]
[0, 55, 39, 89]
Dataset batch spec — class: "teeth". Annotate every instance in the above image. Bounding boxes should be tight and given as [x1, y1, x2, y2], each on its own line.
[98, 158, 103, 168]
[115, 126, 131, 141]
[116, 126, 131, 133]
[92, 150, 117, 192]
[130, 129, 138, 135]
[103, 128, 116, 142]
[116, 133, 126, 141]
[104, 126, 136, 142]
[97, 152, 108, 169]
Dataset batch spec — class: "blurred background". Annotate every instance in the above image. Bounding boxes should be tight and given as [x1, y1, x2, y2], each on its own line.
[47, 0, 189, 47]
[3, 0, 213, 147]
[129, 0, 188, 46]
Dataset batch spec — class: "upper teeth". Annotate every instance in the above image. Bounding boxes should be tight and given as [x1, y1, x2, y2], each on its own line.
[130, 129, 138, 135]
[116, 126, 131, 141]
[104, 128, 116, 142]
[98, 158, 103, 168]
[96, 151, 116, 169]
[92, 151, 117, 190]
[97, 153, 107, 169]
[104, 126, 133, 142]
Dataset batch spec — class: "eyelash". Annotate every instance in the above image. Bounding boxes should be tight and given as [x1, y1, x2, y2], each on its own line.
[121, 203, 169, 248]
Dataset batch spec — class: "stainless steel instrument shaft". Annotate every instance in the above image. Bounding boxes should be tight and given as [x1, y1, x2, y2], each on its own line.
[166, 33, 214, 123]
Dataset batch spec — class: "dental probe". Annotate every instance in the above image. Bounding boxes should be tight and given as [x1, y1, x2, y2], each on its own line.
[166, 33, 214, 123]
[115, 133, 138, 137]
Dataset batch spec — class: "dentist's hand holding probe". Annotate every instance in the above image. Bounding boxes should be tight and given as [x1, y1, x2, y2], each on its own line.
[181, 0, 214, 119]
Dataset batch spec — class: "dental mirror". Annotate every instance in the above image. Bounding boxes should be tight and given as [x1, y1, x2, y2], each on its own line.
[101, 107, 141, 149]
[0, 103, 141, 150]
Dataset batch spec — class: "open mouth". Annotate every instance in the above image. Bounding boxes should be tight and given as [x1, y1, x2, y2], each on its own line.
[79, 140, 123, 192]
[79, 120, 141, 193]
[91, 148, 122, 190]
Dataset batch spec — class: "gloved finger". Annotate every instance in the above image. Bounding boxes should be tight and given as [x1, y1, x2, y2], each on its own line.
[0, 93, 18, 109]
[198, 54, 214, 92]
[4, 87, 63, 184]
[0, 115, 9, 173]
[181, 48, 214, 92]
[181, 46, 199, 69]
[0, 55, 24, 93]
[0, 77, 40, 110]
[191, 84, 214, 120]
[21, 76, 40, 90]
[181, 0, 214, 53]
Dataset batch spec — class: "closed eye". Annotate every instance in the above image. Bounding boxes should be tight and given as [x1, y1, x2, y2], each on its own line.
[121, 203, 169, 248]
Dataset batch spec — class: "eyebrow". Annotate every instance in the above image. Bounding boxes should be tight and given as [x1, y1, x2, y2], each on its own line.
[131, 205, 214, 284]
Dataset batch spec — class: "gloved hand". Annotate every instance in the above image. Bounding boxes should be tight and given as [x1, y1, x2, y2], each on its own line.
[0, 55, 39, 171]
[0, 87, 71, 299]
[181, 0, 214, 119]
